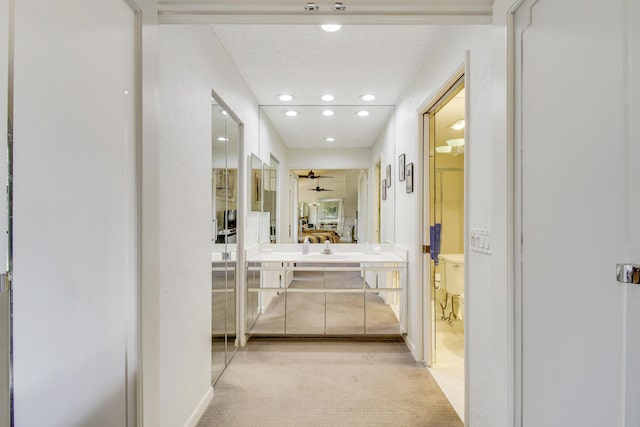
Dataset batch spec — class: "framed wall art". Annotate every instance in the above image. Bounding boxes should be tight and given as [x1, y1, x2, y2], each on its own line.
[406, 163, 414, 193]
[386, 164, 391, 187]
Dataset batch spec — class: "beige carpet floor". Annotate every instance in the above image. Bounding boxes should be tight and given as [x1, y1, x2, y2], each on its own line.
[197, 339, 463, 427]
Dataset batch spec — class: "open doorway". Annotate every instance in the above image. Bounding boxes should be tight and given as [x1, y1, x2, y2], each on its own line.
[423, 74, 466, 419]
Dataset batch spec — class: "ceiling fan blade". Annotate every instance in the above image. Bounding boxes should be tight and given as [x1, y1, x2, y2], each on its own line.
[297, 170, 334, 179]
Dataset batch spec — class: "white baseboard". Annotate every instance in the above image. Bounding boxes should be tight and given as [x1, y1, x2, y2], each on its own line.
[183, 386, 213, 427]
[403, 335, 420, 362]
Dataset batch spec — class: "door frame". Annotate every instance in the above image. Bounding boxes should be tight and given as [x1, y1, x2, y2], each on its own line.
[507, 3, 522, 426]
[1, 0, 13, 425]
[420, 66, 466, 365]
[419, 60, 469, 421]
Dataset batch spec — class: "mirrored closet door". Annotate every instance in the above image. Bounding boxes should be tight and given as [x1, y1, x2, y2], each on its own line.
[211, 94, 240, 384]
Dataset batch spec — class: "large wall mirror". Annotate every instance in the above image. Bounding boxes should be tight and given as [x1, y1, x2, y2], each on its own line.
[211, 92, 241, 384]
[259, 105, 396, 246]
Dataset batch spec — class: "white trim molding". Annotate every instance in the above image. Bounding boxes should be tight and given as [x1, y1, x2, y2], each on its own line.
[183, 387, 213, 427]
[157, 1, 492, 25]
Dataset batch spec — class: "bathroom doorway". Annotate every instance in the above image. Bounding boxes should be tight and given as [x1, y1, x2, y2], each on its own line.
[423, 74, 465, 417]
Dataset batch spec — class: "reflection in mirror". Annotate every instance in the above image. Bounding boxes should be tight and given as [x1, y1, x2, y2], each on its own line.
[264, 155, 278, 242]
[211, 93, 240, 384]
[294, 169, 363, 243]
[259, 105, 395, 245]
[250, 154, 262, 212]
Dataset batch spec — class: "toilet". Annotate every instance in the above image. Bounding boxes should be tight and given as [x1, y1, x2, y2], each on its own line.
[440, 254, 464, 320]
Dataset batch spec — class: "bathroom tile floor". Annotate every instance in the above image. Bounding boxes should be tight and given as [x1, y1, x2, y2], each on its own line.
[429, 316, 465, 421]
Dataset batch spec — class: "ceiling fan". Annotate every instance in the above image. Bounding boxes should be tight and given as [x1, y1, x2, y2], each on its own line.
[307, 178, 332, 192]
[298, 170, 333, 180]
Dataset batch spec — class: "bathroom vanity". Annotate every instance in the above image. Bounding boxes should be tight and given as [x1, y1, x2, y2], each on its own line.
[245, 244, 408, 337]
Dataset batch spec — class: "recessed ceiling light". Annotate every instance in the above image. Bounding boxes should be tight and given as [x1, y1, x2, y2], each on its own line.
[321, 94, 335, 102]
[325, 137, 335, 142]
[360, 94, 376, 101]
[321, 24, 342, 32]
[357, 110, 370, 117]
[448, 119, 465, 130]
[285, 110, 299, 117]
[322, 110, 334, 116]
[278, 93, 294, 102]
[217, 137, 229, 142]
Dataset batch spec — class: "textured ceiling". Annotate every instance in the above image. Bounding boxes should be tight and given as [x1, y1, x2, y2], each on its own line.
[212, 25, 442, 106]
[158, 2, 487, 149]
[166, 3, 472, 227]
[213, 24, 444, 148]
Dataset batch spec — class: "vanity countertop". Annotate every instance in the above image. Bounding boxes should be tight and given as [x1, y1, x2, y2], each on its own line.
[246, 251, 406, 264]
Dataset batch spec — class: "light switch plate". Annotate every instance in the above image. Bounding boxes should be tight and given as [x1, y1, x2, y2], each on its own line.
[470, 228, 491, 254]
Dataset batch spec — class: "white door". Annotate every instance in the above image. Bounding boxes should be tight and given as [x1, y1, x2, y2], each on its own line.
[11, 0, 139, 425]
[513, 0, 640, 425]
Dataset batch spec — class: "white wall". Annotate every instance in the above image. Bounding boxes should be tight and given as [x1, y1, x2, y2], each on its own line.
[371, 116, 396, 244]
[145, 24, 262, 426]
[375, 25, 497, 425]
[12, 0, 137, 425]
